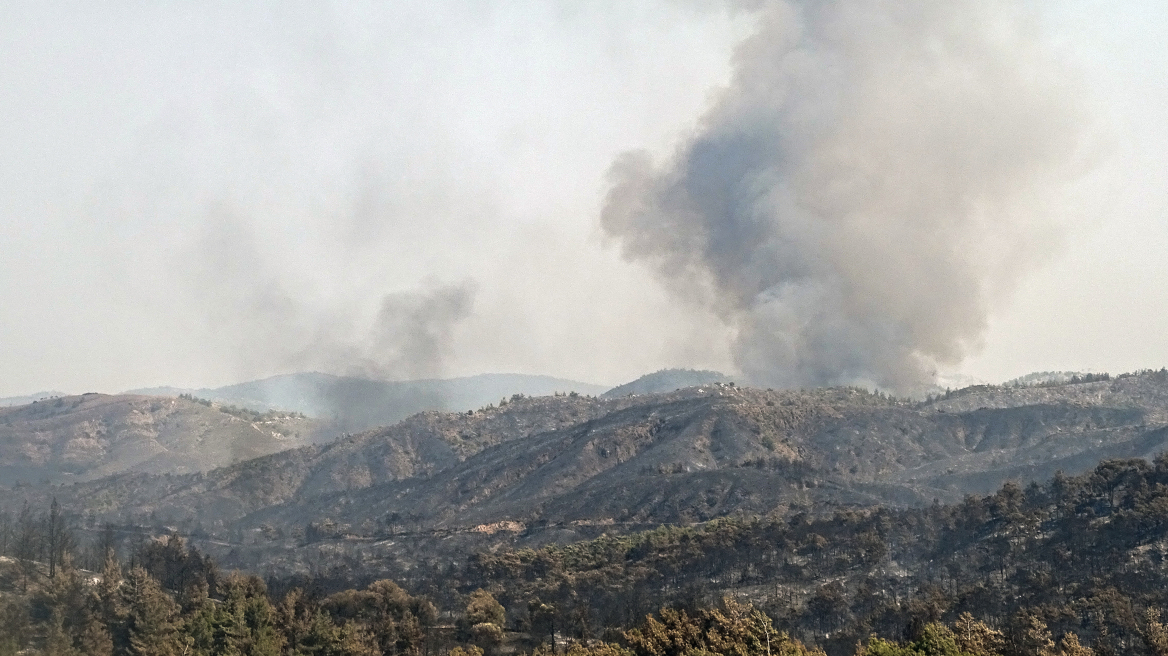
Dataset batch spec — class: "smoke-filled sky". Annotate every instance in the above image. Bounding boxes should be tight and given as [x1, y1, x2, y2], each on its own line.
[1, 1, 1166, 396]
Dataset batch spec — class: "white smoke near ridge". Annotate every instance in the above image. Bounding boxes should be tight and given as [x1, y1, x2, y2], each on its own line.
[602, 0, 1097, 393]
[188, 205, 476, 382]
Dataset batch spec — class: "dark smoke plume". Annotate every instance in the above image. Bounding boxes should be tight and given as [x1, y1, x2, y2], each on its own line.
[602, 0, 1094, 392]
[296, 283, 478, 381]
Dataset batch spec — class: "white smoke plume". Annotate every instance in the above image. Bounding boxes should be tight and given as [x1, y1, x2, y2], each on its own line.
[602, 0, 1096, 393]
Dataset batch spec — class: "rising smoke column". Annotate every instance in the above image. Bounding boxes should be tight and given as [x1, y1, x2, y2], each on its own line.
[602, 0, 1094, 392]
[309, 282, 478, 381]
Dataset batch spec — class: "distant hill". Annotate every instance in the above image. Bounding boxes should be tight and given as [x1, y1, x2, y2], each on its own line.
[0, 391, 68, 407]
[1001, 370, 1093, 387]
[129, 372, 607, 433]
[601, 368, 731, 398]
[0, 393, 322, 485]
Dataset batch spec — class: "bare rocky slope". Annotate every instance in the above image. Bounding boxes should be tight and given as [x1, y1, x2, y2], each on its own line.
[0, 393, 321, 485]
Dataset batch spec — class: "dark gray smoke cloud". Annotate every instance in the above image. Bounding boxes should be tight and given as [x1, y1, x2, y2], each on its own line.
[602, 0, 1094, 392]
[302, 284, 478, 381]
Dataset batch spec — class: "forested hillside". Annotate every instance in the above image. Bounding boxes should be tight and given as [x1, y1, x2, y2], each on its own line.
[0, 392, 635, 531]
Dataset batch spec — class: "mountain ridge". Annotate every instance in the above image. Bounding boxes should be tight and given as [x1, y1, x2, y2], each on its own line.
[127, 371, 609, 433]
[10, 371, 1168, 548]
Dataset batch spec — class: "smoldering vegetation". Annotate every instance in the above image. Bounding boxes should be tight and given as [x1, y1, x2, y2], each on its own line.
[602, 0, 1096, 394]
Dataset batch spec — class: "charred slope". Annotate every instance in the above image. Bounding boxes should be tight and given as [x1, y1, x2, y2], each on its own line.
[927, 369, 1168, 420]
[241, 380, 1164, 532]
[9, 372, 1168, 539]
[453, 457, 1168, 656]
[4, 393, 637, 529]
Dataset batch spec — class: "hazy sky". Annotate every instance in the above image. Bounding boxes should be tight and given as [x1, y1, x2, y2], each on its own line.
[1, 1, 1166, 396]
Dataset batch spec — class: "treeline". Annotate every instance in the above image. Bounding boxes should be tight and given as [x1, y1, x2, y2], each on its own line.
[0, 499, 90, 589]
[0, 531, 461, 655]
[177, 393, 307, 421]
[933, 367, 1168, 403]
[3, 535, 1159, 656]
[0, 529, 816, 656]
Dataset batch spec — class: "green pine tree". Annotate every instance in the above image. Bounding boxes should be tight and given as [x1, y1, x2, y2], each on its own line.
[122, 566, 181, 656]
[76, 608, 115, 656]
[0, 597, 30, 656]
[42, 607, 81, 656]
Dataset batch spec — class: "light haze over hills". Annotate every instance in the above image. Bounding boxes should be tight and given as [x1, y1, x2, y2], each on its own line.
[129, 372, 607, 433]
[0, 391, 67, 407]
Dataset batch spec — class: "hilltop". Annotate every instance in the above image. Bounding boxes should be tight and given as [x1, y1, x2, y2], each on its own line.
[0, 391, 68, 407]
[0, 393, 322, 485]
[600, 368, 731, 398]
